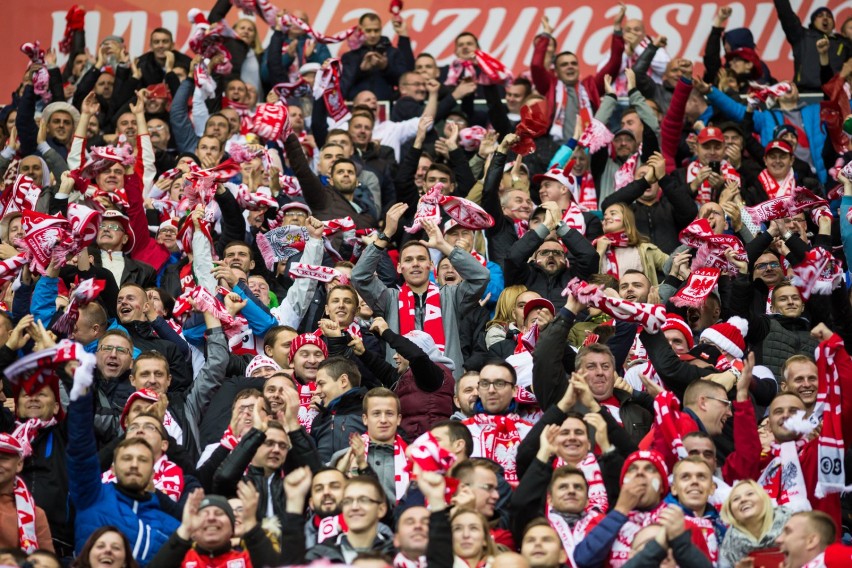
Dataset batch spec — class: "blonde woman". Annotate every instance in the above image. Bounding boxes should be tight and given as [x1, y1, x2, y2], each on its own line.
[718, 480, 793, 568]
[232, 18, 263, 96]
[485, 285, 527, 348]
[595, 203, 668, 286]
[450, 509, 496, 568]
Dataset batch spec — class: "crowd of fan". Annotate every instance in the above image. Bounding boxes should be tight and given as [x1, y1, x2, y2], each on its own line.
[4, 0, 852, 566]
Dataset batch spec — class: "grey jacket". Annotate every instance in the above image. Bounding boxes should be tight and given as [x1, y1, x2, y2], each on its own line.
[352, 244, 490, 378]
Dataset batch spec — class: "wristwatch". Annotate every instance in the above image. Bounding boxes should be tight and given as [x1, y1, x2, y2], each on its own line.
[377, 231, 389, 241]
[782, 230, 794, 241]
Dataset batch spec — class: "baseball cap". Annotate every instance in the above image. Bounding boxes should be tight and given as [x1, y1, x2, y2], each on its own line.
[532, 167, 575, 188]
[679, 343, 723, 364]
[523, 298, 555, 321]
[697, 127, 724, 145]
[612, 128, 637, 141]
[765, 139, 792, 154]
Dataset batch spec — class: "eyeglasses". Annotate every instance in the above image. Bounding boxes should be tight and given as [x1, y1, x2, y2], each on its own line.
[478, 379, 514, 391]
[127, 423, 162, 435]
[99, 345, 131, 355]
[262, 440, 291, 451]
[754, 261, 781, 271]
[537, 249, 564, 257]
[100, 222, 125, 233]
[340, 496, 383, 508]
[704, 396, 732, 408]
[687, 449, 716, 460]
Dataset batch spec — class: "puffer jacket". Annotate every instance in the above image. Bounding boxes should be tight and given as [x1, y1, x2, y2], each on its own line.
[311, 387, 368, 464]
[68, 392, 181, 566]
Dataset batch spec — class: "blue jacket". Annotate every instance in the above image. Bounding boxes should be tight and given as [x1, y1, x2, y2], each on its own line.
[706, 87, 828, 183]
[67, 392, 180, 566]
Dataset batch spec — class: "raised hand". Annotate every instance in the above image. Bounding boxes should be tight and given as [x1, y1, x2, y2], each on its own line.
[383, 203, 409, 239]
[305, 215, 325, 239]
[236, 480, 260, 531]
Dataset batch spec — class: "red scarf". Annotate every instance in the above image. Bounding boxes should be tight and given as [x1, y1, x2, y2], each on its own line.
[561, 202, 586, 234]
[758, 168, 796, 199]
[564, 278, 667, 333]
[220, 425, 239, 450]
[296, 381, 319, 433]
[12, 477, 37, 554]
[315, 513, 347, 543]
[183, 548, 251, 567]
[470, 250, 487, 267]
[653, 391, 689, 465]
[398, 282, 445, 352]
[361, 433, 409, 501]
[672, 267, 721, 309]
[678, 218, 747, 275]
[513, 219, 529, 238]
[462, 413, 532, 487]
[686, 160, 741, 205]
[594, 231, 630, 278]
[609, 503, 665, 566]
[576, 171, 598, 211]
[514, 324, 540, 354]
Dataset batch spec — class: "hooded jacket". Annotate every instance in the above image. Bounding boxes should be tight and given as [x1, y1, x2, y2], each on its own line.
[311, 387, 368, 464]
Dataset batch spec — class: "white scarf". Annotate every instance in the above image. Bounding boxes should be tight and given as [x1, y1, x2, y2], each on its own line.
[551, 82, 592, 141]
[802, 552, 827, 568]
[394, 552, 426, 568]
[554, 453, 608, 514]
[757, 440, 812, 512]
[546, 507, 601, 568]
[361, 433, 409, 502]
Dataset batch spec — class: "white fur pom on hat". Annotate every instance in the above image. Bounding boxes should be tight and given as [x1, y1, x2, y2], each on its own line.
[700, 316, 749, 359]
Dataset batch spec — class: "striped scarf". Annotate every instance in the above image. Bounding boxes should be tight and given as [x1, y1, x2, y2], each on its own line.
[361, 433, 409, 502]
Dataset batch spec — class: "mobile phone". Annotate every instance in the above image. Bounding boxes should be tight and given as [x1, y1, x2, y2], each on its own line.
[708, 161, 721, 174]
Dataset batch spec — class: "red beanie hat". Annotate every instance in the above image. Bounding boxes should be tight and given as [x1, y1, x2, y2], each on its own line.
[700, 316, 749, 359]
[288, 333, 328, 367]
[121, 388, 159, 429]
[620, 450, 670, 497]
[661, 314, 694, 349]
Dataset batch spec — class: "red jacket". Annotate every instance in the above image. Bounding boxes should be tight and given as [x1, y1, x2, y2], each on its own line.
[649, 400, 761, 485]
[124, 172, 170, 271]
[530, 32, 623, 131]
[660, 77, 692, 174]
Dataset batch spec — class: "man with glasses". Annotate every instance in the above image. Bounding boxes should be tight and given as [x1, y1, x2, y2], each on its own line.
[504, 200, 599, 309]
[94, 211, 156, 289]
[92, 330, 136, 446]
[461, 361, 534, 487]
[307, 476, 395, 562]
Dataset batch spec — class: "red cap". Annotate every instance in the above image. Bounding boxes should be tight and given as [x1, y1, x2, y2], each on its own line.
[121, 388, 159, 429]
[287, 333, 328, 367]
[697, 127, 724, 145]
[523, 298, 555, 321]
[765, 139, 793, 155]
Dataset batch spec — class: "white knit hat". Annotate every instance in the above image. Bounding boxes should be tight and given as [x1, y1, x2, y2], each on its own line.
[699, 316, 749, 359]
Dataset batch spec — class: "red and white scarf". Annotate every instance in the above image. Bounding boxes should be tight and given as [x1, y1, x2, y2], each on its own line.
[12, 477, 38, 553]
[594, 231, 630, 278]
[758, 168, 796, 199]
[445, 51, 511, 86]
[813, 333, 851, 498]
[613, 152, 641, 191]
[296, 381, 319, 433]
[609, 503, 665, 567]
[578, 119, 613, 154]
[316, 513, 347, 543]
[394, 552, 425, 568]
[398, 282, 445, 353]
[315, 322, 362, 340]
[290, 263, 350, 285]
[513, 219, 529, 238]
[514, 324, 539, 354]
[253, 102, 292, 146]
[52, 278, 106, 335]
[102, 455, 184, 501]
[313, 59, 350, 127]
[563, 278, 667, 333]
[576, 171, 598, 211]
[746, 81, 792, 108]
[405, 183, 494, 234]
[0, 255, 28, 286]
[361, 433, 409, 501]
[791, 248, 844, 301]
[686, 160, 740, 205]
[11, 418, 57, 458]
[551, 82, 593, 141]
[280, 14, 359, 45]
[547, 507, 601, 568]
[554, 452, 608, 514]
[652, 391, 689, 463]
[801, 553, 827, 568]
[758, 438, 811, 512]
[462, 413, 531, 487]
[672, 267, 721, 309]
[323, 217, 356, 236]
[220, 425, 240, 451]
[0, 175, 40, 219]
[562, 202, 586, 235]
[678, 218, 747, 275]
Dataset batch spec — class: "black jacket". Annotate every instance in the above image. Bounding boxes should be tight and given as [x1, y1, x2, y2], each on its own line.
[504, 224, 600, 309]
[311, 387, 368, 463]
[91, 251, 157, 289]
[122, 320, 192, 392]
[136, 50, 192, 87]
[212, 426, 322, 523]
[340, 37, 415, 100]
